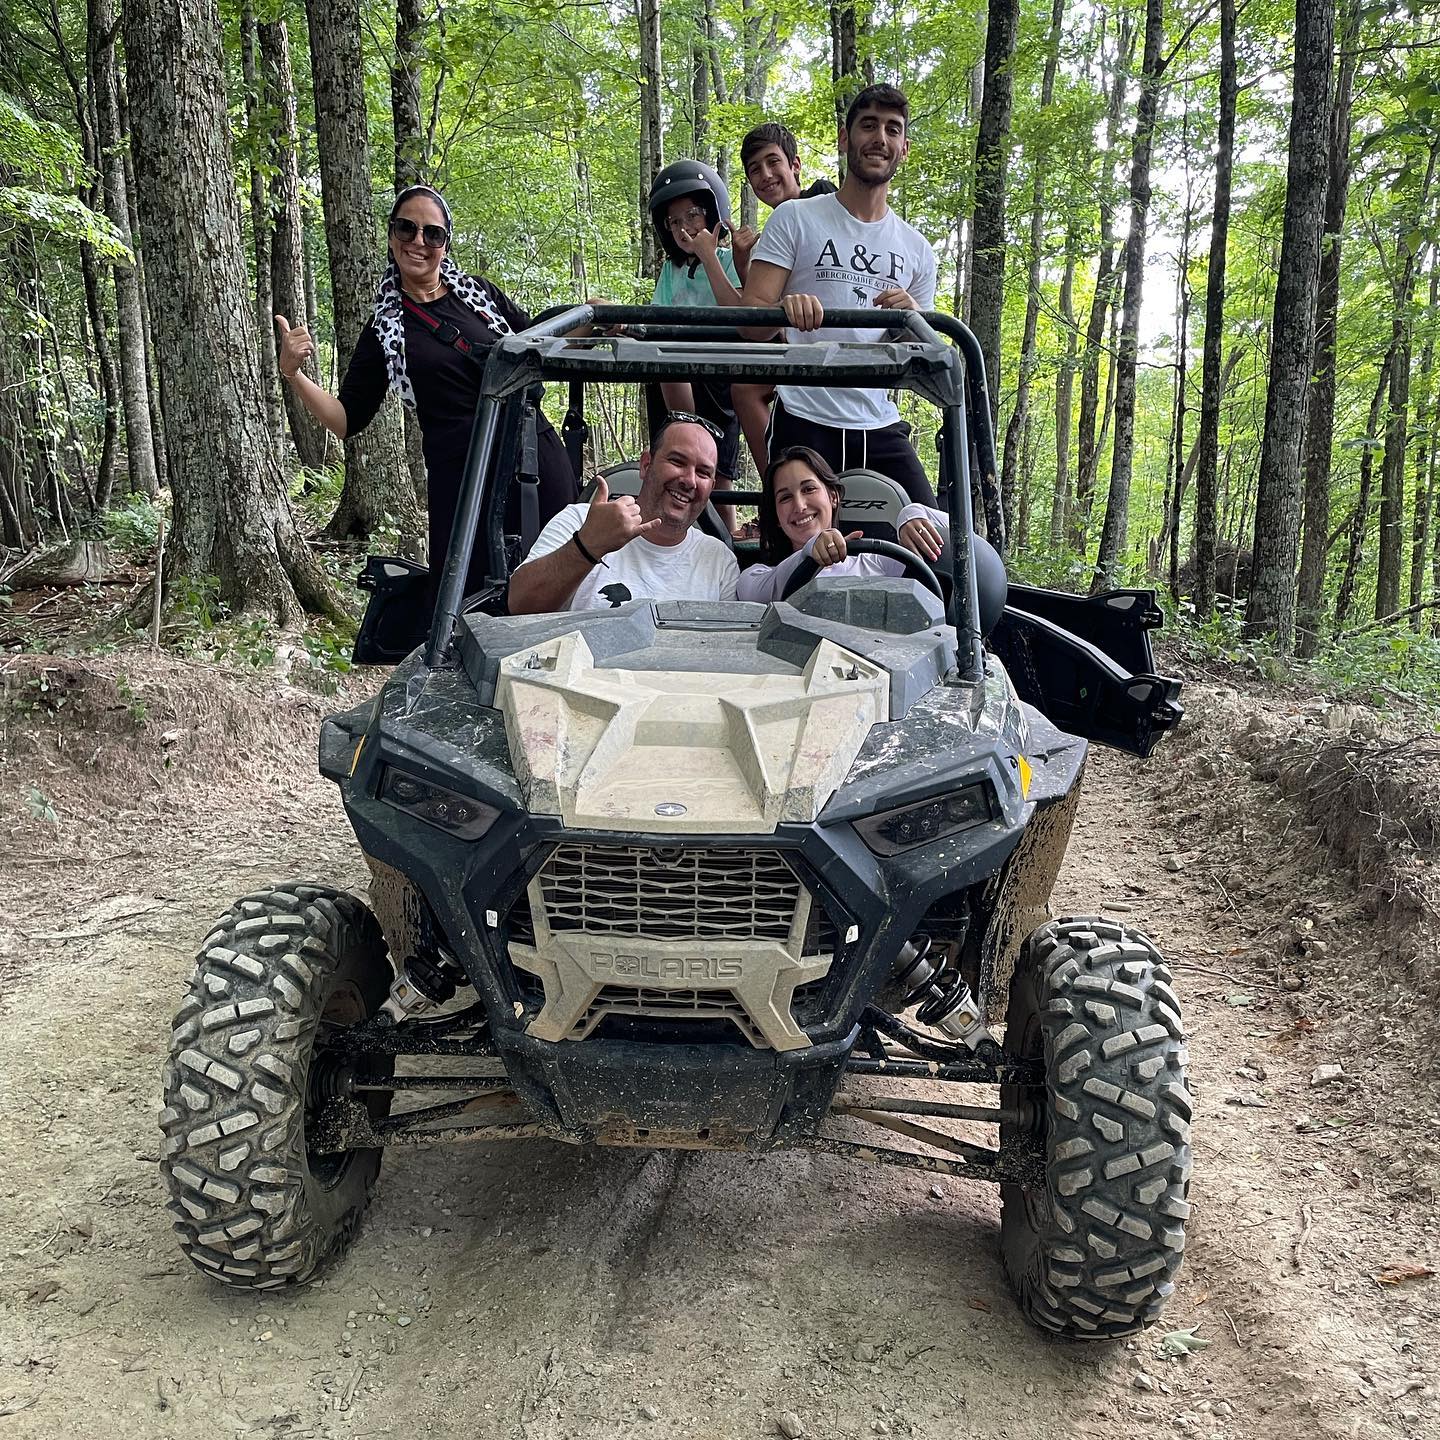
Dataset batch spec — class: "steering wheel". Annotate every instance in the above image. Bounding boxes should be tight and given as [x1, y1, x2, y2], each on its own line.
[780, 536, 944, 602]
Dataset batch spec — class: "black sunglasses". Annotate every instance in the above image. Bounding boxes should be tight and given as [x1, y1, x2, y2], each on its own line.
[389, 216, 450, 248]
[663, 409, 725, 442]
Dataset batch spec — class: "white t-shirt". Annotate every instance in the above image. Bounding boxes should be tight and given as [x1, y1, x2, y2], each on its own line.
[736, 504, 946, 603]
[752, 193, 938, 431]
[524, 504, 739, 610]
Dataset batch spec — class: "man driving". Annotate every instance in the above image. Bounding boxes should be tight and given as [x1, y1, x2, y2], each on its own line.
[507, 415, 739, 613]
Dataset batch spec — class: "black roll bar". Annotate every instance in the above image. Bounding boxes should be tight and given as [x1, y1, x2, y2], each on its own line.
[422, 304, 994, 684]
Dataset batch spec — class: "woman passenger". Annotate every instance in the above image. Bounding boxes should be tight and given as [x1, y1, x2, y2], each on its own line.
[736, 446, 948, 602]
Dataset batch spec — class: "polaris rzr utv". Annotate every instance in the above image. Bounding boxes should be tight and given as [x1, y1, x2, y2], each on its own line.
[160, 305, 1188, 1340]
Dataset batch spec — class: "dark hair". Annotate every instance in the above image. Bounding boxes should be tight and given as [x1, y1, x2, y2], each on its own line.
[389, 184, 453, 234]
[844, 83, 909, 133]
[741, 122, 799, 172]
[757, 446, 845, 564]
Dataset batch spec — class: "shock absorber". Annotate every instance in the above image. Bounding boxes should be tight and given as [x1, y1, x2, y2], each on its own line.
[379, 947, 468, 1025]
[888, 935, 995, 1052]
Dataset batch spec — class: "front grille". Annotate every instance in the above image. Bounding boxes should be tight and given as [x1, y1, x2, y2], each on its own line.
[538, 844, 802, 942]
[571, 986, 763, 1047]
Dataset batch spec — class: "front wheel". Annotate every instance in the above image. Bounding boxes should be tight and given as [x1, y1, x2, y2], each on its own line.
[1000, 917, 1192, 1339]
[159, 884, 393, 1288]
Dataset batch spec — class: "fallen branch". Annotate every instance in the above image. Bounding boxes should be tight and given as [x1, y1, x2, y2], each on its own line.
[1338, 597, 1440, 640]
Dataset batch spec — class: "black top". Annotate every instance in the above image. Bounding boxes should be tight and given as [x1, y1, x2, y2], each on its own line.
[338, 279, 531, 487]
[337, 278, 577, 586]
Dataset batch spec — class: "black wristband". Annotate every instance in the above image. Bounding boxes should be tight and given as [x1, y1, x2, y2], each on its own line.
[571, 531, 607, 568]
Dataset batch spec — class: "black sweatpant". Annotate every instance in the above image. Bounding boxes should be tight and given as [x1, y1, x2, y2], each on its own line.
[768, 398, 936, 505]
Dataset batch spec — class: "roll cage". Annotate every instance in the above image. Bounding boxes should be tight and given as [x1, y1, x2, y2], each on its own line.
[421, 304, 1002, 680]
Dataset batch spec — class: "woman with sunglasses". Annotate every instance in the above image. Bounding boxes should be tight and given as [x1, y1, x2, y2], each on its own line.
[736, 445, 950, 602]
[275, 183, 578, 602]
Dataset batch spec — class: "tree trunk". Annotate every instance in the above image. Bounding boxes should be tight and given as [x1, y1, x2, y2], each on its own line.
[1408, 256, 1438, 625]
[691, 31, 709, 157]
[831, 0, 860, 176]
[999, 0, 1065, 555]
[1091, 0, 1165, 594]
[392, 0, 426, 190]
[1333, 356, 1392, 636]
[638, 0, 664, 278]
[1050, 240, 1078, 546]
[115, 61, 169, 494]
[1245, 0, 1335, 648]
[968, 0, 1021, 489]
[241, 2, 285, 455]
[1375, 145, 1436, 619]
[388, 0, 432, 504]
[123, 0, 341, 623]
[1295, 0, 1357, 655]
[1163, 113, 1194, 599]
[740, 0, 779, 231]
[303, 0, 418, 542]
[79, 240, 119, 510]
[1071, 13, 1133, 550]
[960, 47, 985, 321]
[89, 0, 160, 501]
[260, 18, 333, 472]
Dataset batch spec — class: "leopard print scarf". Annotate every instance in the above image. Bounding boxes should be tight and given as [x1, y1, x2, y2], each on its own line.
[372, 255, 513, 409]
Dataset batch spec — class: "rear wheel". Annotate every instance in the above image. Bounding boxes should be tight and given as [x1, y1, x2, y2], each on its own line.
[1000, 917, 1192, 1339]
[159, 884, 393, 1288]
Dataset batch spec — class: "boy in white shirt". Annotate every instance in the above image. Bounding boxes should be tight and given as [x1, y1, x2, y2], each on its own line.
[741, 84, 939, 505]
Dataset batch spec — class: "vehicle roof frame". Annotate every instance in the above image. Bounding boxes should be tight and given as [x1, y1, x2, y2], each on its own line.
[423, 305, 997, 687]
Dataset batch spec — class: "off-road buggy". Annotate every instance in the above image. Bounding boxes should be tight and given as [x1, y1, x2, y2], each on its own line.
[160, 305, 1188, 1339]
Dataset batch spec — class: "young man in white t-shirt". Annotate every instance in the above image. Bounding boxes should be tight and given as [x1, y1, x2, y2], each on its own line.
[508, 417, 739, 613]
[741, 84, 939, 504]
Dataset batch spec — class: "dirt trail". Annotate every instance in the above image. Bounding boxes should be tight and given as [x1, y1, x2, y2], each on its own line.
[0, 676, 1436, 1440]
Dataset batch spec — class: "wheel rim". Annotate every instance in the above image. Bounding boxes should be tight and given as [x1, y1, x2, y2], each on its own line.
[306, 979, 370, 1187]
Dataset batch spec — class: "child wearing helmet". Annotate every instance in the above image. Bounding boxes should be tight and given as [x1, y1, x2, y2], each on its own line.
[647, 160, 744, 530]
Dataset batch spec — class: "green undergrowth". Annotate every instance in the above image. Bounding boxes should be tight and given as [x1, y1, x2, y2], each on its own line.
[165, 573, 356, 689]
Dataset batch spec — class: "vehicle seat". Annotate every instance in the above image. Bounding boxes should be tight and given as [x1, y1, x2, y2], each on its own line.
[581, 461, 734, 550]
[833, 467, 911, 539]
[835, 467, 1007, 636]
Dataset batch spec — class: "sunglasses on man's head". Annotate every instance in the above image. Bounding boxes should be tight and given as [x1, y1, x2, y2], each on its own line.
[663, 409, 725, 441]
[389, 216, 450, 248]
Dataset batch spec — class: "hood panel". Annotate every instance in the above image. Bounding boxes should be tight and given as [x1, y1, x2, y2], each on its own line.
[497, 630, 888, 834]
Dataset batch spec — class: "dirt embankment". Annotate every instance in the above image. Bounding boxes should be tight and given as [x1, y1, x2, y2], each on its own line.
[0, 653, 1437, 1440]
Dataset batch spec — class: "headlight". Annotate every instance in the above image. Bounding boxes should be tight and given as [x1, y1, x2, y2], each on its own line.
[380, 767, 500, 840]
[854, 783, 994, 856]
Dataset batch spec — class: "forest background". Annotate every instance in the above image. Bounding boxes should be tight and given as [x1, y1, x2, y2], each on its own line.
[2, 0, 1438, 696]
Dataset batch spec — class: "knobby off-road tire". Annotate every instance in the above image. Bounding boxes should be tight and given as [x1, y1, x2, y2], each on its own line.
[1000, 917, 1192, 1339]
[159, 885, 393, 1288]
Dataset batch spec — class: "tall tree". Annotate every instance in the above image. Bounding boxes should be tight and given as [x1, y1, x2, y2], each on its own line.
[1245, 0, 1336, 647]
[240, 1, 284, 453]
[1049, 236, 1078, 545]
[388, 0, 432, 503]
[1295, 0, 1358, 654]
[1071, 12, 1133, 549]
[89, 0, 160, 500]
[1190, 0, 1237, 622]
[1091, 0, 1165, 593]
[303, 0, 417, 542]
[1000, 0, 1066, 552]
[968, 0, 1020, 513]
[392, 0, 426, 190]
[1333, 356, 1392, 634]
[260, 17, 331, 471]
[1408, 255, 1438, 624]
[638, 0, 663, 276]
[123, 0, 338, 621]
[1375, 147, 1437, 619]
